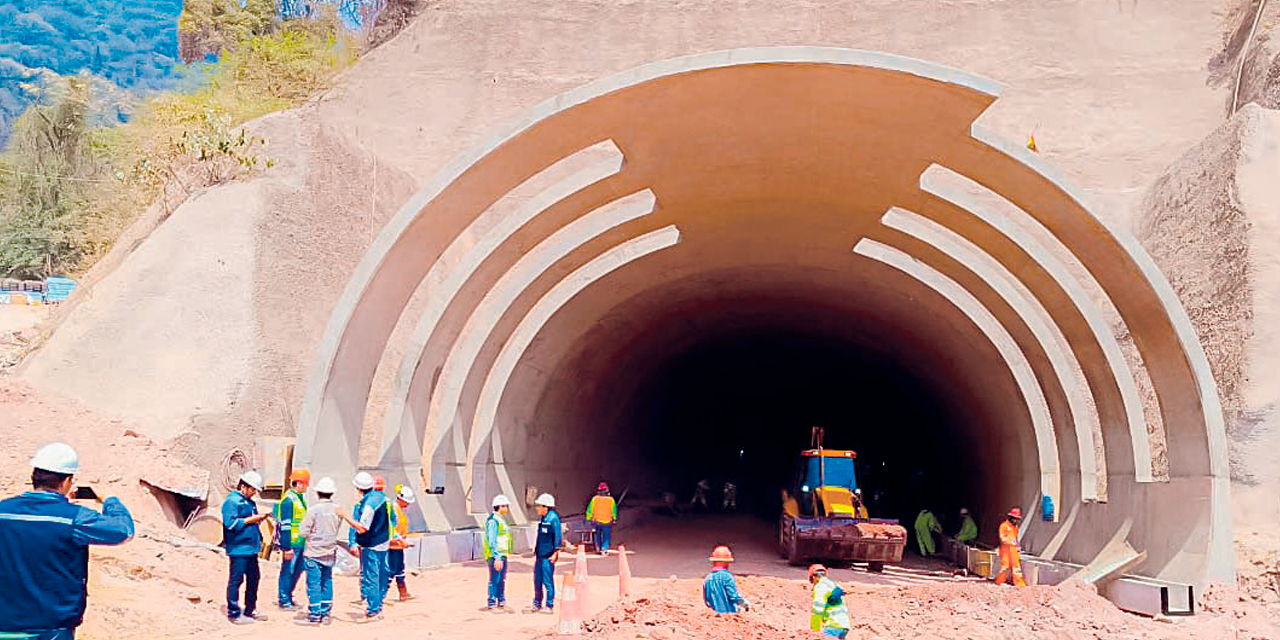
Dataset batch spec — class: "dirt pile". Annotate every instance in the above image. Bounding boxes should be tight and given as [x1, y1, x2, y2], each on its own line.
[576, 575, 1280, 640]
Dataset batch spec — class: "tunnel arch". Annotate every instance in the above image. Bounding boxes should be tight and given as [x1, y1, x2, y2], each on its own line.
[294, 47, 1231, 585]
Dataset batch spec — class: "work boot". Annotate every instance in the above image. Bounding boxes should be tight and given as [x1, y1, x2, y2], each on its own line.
[398, 583, 413, 601]
[522, 605, 542, 614]
[228, 615, 254, 625]
[242, 612, 269, 622]
[278, 602, 298, 611]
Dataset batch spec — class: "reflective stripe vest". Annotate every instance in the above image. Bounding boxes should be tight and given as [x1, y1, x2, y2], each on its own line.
[811, 576, 851, 632]
[274, 489, 308, 549]
[587, 495, 616, 524]
[389, 502, 409, 550]
[483, 513, 513, 559]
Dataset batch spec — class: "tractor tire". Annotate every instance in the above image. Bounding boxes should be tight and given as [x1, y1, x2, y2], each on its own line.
[867, 561, 885, 573]
[785, 528, 805, 566]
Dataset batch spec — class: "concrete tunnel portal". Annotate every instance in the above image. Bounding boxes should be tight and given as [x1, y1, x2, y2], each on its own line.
[293, 48, 1233, 586]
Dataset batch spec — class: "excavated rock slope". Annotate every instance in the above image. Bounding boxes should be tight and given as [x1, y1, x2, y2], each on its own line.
[21, 0, 1234, 472]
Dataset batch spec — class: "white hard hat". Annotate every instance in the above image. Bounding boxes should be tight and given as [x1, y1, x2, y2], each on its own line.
[30, 442, 79, 475]
[491, 494, 511, 509]
[353, 472, 374, 490]
[534, 493, 556, 508]
[315, 477, 337, 494]
[239, 470, 264, 491]
[397, 486, 416, 504]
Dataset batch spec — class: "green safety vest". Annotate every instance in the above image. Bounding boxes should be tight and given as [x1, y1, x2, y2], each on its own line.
[811, 576, 851, 632]
[483, 513, 513, 559]
[274, 489, 308, 548]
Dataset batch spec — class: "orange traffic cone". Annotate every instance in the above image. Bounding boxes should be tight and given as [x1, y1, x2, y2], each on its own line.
[574, 544, 591, 615]
[617, 544, 632, 598]
[557, 566, 582, 637]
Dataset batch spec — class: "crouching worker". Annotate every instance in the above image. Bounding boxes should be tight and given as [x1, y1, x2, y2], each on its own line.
[702, 545, 750, 614]
[0, 443, 135, 640]
[808, 564, 851, 638]
[295, 477, 340, 626]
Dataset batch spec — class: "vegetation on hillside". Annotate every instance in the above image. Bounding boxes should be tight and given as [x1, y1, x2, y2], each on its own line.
[0, 3, 358, 279]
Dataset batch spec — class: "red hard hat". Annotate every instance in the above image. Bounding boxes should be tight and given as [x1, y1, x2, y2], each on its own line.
[1008, 507, 1023, 519]
[289, 468, 311, 484]
[373, 475, 386, 491]
[708, 545, 734, 563]
[598, 482, 609, 492]
[808, 563, 827, 581]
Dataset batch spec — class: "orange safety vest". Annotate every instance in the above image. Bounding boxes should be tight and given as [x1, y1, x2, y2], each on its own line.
[996, 520, 1025, 586]
[389, 502, 409, 550]
[588, 495, 616, 524]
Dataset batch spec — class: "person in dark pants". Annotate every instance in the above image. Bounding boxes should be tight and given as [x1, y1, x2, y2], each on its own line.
[222, 471, 269, 625]
[525, 493, 562, 613]
[0, 443, 135, 640]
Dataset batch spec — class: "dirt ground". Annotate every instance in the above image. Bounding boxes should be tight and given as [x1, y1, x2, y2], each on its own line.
[4, 378, 1280, 639]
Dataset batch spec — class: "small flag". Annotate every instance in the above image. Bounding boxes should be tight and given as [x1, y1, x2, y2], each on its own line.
[1027, 133, 1038, 153]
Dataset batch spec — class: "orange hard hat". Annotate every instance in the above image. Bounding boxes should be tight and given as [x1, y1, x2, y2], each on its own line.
[373, 475, 386, 491]
[289, 468, 311, 484]
[807, 564, 827, 581]
[708, 545, 734, 563]
[1008, 507, 1023, 519]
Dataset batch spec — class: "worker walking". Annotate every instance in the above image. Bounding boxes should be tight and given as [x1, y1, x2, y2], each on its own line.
[807, 564, 851, 638]
[0, 443, 135, 639]
[274, 468, 310, 610]
[295, 477, 341, 626]
[341, 472, 391, 621]
[702, 545, 750, 614]
[913, 509, 942, 556]
[526, 493, 561, 613]
[690, 479, 711, 510]
[387, 485, 415, 601]
[484, 495, 514, 611]
[223, 470, 269, 624]
[586, 482, 617, 555]
[994, 507, 1026, 586]
[722, 482, 737, 512]
[955, 507, 978, 544]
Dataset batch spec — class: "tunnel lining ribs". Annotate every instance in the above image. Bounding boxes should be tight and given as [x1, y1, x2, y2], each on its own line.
[294, 47, 1232, 587]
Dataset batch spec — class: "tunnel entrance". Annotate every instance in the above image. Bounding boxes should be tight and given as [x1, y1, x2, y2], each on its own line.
[613, 328, 972, 527]
[297, 49, 1232, 585]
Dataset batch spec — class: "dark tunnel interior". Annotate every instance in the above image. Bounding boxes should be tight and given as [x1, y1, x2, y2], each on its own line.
[610, 327, 988, 534]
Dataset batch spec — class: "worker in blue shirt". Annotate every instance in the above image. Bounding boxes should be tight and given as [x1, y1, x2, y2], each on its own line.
[0, 443, 134, 640]
[222, 471, 269, 625]
[340, 472, 391, 621]
[702, 545, 751, 614]
[526, 493, 562, 613]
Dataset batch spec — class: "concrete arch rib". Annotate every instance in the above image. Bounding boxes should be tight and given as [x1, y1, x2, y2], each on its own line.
[420, 190, 658, 496]
[920, 165, 1154, 484]
[377, 143, 625, 473]
[466, 226, 682, 516]
[854, 239, 1062, 510]
[879, 207, 1103, 502]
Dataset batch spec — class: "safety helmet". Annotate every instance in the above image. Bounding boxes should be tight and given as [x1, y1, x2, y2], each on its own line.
[808, 563, 828, 581]
[30, 442, 79, 475]
[959, 507, 970, 516]
[708, 545, 734, 563]
[353, 472, 375, 490]
[535, 493, 556, 508]
[492, 494, 511, 509]
[1008, 507, 1023, 519]
[239, 470, 264, 491]
[314, 477, 337, 494]
[598, 482, 609, 492]
[397, 486, 416, 504]
[373, 475, 386, 491]
[289, 468, 311, 484]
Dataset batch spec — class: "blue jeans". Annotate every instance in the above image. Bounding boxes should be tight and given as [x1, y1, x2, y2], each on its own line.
[486, 556, 507, 607]
[278, 541, 306, 605]
[533, 556, 556, 609]
[387, 549, 406, 587]
[303, 557, 333, 619]
[359, 548, 388, 615]
[594, 523, 612, 552]
[226, 555, 260, 618]
[5, 631, 76, 639]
